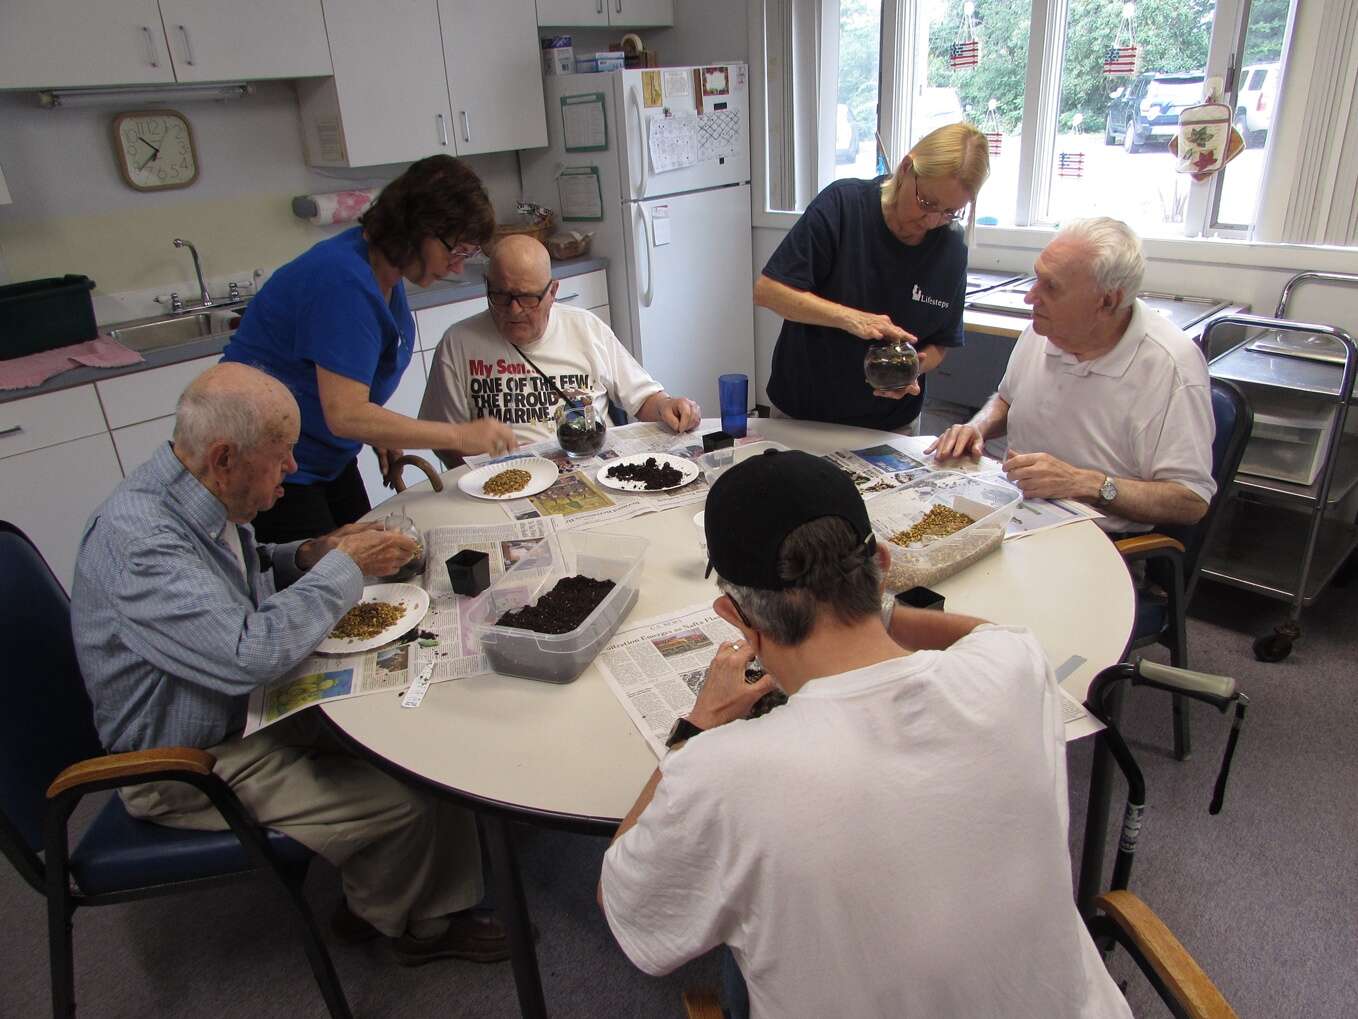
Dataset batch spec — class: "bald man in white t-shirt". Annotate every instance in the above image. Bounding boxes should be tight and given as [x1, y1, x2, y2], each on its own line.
[419, 236, 700, 463]
[929, 218, 1215, 534]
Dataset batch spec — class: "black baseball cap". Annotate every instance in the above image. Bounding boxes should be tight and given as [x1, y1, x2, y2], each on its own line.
[704, 449, 875, 591]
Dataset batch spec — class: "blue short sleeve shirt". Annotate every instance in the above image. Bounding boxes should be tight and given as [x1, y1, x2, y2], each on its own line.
[221, 227, 415, 484]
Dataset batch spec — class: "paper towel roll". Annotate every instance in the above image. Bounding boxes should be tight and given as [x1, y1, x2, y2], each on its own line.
[291, 187, 380, 226]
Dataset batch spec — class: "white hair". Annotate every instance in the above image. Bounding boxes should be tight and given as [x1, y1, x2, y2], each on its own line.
[171, 364, 292, 459]
[1055, 217, 1145, 309]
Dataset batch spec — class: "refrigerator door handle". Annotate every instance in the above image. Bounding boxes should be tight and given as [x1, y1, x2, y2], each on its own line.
[628, 85, 648, 199]
[635, 204, 655, 308]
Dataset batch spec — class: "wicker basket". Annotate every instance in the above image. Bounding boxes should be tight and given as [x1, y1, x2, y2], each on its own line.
[489, 209, 556, 251]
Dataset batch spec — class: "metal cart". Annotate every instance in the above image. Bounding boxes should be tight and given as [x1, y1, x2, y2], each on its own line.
[1198, 271, 1358, 662]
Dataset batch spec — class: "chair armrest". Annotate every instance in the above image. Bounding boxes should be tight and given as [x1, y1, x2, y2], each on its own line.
[47, 747, 216, 800]
[1115, 534, 1185, 561]
[682, 988, 724, 1019]
[1094, 890, 1238, 1019]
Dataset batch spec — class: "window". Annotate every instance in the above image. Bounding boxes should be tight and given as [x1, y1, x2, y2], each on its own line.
[753, 0, 1309, 244]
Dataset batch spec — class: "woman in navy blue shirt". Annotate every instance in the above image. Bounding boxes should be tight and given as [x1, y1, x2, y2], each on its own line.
[222, 156, 516, 542]
[755, 124, 990, 432]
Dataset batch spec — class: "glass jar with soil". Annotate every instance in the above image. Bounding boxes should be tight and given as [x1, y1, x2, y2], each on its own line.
[555, 395, 607, 459]
[863, 339, 920, 392]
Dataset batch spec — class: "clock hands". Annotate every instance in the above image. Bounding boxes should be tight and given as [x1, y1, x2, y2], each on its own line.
[136, 135, 161, 171]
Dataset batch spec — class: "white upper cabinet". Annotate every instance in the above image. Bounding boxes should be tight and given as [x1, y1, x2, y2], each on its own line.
[299, 0, 454, 167]
[0, 0, 175, 89]
[0, 0, 330, 89]
[157, 0, 332, 82]
[536, 0, 672, 28]
[439, 0, 548, 156]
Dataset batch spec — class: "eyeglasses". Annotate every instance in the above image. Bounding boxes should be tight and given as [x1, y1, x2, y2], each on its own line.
[438, 237, 481, 261]
[726, 592, 756, 630]
[913, 172, 968, 222]
[486, 281, 553, 309]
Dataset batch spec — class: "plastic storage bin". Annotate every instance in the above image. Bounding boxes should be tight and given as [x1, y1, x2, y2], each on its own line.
[1237, 386, 1337, 486]
[0, 275, 97, 360]
[467, 529, 648, 683]
[867, 472, 1022, 590]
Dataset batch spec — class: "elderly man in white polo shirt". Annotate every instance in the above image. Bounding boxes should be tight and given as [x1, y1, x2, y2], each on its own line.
[929, 217, 1215, 533]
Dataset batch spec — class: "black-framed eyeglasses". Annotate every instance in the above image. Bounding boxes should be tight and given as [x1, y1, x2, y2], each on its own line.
[438, 237, 480, 261]
[486, 281, 553, 309]
[726, 592, 756, 630]
[913, 172, 968, 222]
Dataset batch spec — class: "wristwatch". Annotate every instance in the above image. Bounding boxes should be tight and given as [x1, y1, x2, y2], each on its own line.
[665, 717, 705, 749]
[1098, 475, 1119, 506]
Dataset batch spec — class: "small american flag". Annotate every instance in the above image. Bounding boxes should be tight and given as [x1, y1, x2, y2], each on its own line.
[950, 40, 980, 69]
[985, 132, 1003, 156]
[1103, 44, 1139, 76]
[1057, 152, 1085, 178]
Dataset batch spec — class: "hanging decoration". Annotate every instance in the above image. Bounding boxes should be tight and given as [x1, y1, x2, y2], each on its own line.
[1057, 151, 1086, 179]
[983, 98, 1003, 156]
[1169, 77, 1247, 181]
[950, 2, 981, 71]
[1103, 3, 1141, 78]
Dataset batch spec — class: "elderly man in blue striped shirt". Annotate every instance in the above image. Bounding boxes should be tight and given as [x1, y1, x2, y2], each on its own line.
[72, 362, 507, 966]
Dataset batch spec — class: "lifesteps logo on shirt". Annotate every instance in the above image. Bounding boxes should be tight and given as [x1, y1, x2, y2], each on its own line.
[912, 284, 950, 309]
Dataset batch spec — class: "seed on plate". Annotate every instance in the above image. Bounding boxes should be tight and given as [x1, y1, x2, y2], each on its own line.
[484, 468, 533, 496]
[331, 600, 405, 641]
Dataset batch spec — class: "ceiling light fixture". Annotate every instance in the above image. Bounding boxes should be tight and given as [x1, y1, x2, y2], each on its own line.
[37, 83, 253, 109]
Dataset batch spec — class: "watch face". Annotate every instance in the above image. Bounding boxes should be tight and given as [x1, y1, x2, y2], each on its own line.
[1101, 477, 1118, 502]
[114, 111, 198, 191]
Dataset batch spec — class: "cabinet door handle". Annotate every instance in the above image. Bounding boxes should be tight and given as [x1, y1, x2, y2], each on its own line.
[460, 111, 471, 144]
[616, 0, 623, 13]
[0, 425, 23, 438]
[436, 113, 448, 146]
[141, 26, 159, 68]
[596, 0, 603, 11]
[176, 25, 196, 66]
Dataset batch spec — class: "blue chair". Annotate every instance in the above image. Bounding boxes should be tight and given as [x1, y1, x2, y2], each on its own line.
[1117, 379, 1253, 760]
[0, 521, 351, 1019]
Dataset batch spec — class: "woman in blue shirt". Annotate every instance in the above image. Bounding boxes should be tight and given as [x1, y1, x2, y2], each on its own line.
[754, 124, 990, 433]
[222, 156, 516, 542]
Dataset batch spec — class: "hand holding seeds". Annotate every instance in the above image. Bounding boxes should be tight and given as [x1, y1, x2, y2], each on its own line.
[686, 638, 777, 731]
[335, 529, 417, 577]
[1002, 449, 1101, 500]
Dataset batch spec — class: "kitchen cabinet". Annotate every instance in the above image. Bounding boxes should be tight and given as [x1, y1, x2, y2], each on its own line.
[535, 0, 673, 28]
[111, 417, 177, 476]
[0, 0, 329, 90]
[299, 0, 453, 167]
[439, 0, 549, 155]
[301, 0, 546, 167]
[96, 355, 219, 430]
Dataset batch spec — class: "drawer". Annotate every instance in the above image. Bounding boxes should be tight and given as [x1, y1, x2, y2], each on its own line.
[553, 270, 608, 312]
[97, 355, 220, 429]
[416, 299, 489, 352]
[0, 385, 107, 459]
[112, 415, 177, 474]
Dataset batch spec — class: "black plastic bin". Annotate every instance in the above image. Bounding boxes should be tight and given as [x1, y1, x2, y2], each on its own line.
[0, 275, 98, 360]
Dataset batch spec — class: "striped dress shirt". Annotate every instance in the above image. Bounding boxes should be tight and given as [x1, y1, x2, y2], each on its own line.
[71, 443, 364, 753]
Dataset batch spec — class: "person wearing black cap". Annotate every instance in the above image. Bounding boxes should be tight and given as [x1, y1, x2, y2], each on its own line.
[598, 450, 1132, 1019]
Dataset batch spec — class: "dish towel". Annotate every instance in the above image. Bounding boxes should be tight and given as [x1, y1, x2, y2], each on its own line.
[0, 336, 144, 392]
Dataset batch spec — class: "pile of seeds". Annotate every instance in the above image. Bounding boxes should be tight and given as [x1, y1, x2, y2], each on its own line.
[332, 600, 406, 641]
[606, 457, 682, 490]
[495, 575, 615, 634]
[483, 467, 533, 496]
[888, 504, 976, 547]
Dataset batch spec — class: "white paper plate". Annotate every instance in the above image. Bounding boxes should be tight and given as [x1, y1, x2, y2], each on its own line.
[458, 457, 560, 501]
[316, 583, 431, 654]
[596, 452, 700, 493]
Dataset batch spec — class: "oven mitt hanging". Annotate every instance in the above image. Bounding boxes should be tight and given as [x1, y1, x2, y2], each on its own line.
[1170, 95, 1245, 182]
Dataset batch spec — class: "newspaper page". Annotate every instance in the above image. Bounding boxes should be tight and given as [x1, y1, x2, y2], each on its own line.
[595, 603, 746, 759]
[1004, 497, 1104, 540]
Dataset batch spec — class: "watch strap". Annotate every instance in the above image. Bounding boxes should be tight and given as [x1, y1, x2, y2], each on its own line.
[666, 717, 705, 748]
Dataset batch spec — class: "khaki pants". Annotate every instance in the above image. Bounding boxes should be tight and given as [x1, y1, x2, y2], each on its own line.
[121, 710, 482, 938]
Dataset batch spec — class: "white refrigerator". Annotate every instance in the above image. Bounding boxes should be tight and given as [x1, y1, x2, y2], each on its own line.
[520, 64, 755, 416]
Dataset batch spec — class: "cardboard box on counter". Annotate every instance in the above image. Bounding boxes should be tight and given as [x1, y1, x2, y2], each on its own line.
[541, 36, 573, 76]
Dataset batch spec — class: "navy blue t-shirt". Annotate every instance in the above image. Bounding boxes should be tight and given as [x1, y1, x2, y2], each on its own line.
[763, 176, 967, 430]
[221, 227, 415, 484]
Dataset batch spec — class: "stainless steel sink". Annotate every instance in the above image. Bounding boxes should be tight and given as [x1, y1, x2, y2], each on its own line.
[107, 306, 246, 353]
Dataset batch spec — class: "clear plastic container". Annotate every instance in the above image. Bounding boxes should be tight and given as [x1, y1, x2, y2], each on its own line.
[867, 472, 1022, 590]
[694, 439, 791, 484]
[1237, 387, 1336, 486]
[467, 530, 648, 684]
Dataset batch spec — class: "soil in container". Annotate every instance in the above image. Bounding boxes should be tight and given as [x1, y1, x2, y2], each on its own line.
[495, 575, 616, 634]
[863, 341, 920, 391]
[558, 417, 606, 457]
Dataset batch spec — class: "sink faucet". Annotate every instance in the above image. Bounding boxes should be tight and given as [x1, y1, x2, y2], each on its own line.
[173, 237, 213, 309]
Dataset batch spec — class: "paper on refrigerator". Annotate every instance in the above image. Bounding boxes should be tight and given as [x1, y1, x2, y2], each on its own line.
[243, 518, 557, 735]
[648, 113, 697, 173]
[595, 603, 748, 759]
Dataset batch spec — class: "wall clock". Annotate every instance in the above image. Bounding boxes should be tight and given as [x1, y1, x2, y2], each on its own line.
[111, 110, 199, 192]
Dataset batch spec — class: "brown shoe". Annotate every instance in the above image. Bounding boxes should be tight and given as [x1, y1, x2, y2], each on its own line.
[330, 901, 383, 946]
[392, 910, 510, 966]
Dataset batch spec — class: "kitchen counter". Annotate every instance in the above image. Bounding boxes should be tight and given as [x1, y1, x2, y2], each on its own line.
[0, 256, 608, 406]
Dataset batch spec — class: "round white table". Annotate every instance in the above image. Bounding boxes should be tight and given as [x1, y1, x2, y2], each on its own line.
[322, 418, 1135, 1016]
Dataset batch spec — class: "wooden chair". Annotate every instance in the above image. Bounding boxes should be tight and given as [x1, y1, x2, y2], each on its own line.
[0, 521, 351, 1019]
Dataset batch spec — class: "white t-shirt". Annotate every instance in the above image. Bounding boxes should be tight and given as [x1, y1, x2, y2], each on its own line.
[419, 303, 664, 446]
[997, 299, 1216, 533]
[601, 625, 1132, 1019]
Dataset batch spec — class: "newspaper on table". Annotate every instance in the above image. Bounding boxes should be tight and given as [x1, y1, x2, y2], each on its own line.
[594, 602, 746, 759]
[243, 517, 557, 735]
[1003, 496, 1103, 539]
